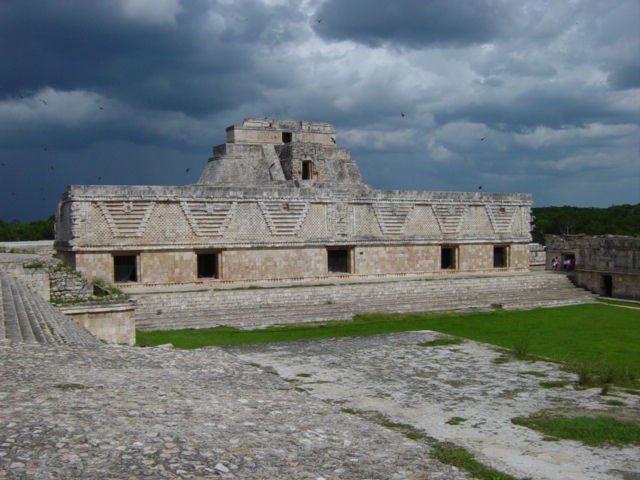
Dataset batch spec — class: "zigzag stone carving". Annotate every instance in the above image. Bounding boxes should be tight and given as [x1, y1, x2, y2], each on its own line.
[259, 201, 310, 235]
[181, 201, 237, 237]
[372, 203, 414, 235]
[432, 204, 468, 235]
[486, 205, 517, 234]
[97, 201, 155, 237]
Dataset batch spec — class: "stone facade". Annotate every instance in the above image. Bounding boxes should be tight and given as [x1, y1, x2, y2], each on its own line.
[55, 118, 533, 288]
[545, 234, 640, 300]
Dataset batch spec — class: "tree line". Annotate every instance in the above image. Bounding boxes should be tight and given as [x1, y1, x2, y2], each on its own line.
[532, 204, 640, 244]
[1, 204, 639, 243]
[0, 216, 55, 242]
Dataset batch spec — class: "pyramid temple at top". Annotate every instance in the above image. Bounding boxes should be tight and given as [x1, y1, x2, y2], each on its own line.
[55, 118, 533, 288]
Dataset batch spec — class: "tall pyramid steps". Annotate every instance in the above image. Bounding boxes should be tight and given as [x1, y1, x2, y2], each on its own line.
[0, 272, 101, 346]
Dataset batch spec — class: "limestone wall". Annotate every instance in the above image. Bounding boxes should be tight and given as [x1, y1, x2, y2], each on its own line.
[56, 190, 532, 250]
[69, 243, 530, 287]
[355, 245, 439, 275]
[59, 302, 136, 345]
[222, 247, 326, 281]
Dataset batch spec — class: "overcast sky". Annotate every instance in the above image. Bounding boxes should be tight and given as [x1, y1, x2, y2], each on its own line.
[1, 0, 638, 221]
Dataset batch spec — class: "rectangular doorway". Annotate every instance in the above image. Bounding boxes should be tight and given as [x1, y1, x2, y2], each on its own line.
[327, 248, 351, 273]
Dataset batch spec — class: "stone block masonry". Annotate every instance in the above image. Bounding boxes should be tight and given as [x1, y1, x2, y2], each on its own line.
[55, 118, 533, 289]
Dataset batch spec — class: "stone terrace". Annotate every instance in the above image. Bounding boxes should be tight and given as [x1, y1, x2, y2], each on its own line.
[135, 271, 596, 331]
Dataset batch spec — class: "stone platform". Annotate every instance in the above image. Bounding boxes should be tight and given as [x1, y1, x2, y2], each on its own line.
[0, 342, 466, 480]
[134, 271, 597, 331]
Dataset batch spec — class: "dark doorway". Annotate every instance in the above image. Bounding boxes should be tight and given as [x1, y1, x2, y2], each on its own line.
[441, 246, 457, 270]
[493, 246, 508, 268]
[602, 275, 613, 297]
[282, 132, 292, 143]
[328, 248, 350, 273]
[197, 253, 218, 279]
[302, 160, 313, 180]
[114, 255, 137, 282]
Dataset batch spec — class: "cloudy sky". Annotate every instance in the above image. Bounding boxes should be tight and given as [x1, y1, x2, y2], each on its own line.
[1, 0, 638, 221]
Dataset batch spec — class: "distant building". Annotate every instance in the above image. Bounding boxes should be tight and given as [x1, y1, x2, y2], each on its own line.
[545, 234, 640, 300]
[55, 118, 533, 289]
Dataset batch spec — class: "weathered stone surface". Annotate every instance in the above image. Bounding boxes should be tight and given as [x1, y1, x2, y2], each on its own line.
[0, 342, 467, 479]
[228, 332, 640, 480]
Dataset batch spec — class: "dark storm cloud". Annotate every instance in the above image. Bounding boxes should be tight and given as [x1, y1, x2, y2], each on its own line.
[313, 0, 515, 48]
[608, 63, 640, 90]
[0, 0, 296, 115]
[0, 0, 639, 221]
[435, 86, 630, 133]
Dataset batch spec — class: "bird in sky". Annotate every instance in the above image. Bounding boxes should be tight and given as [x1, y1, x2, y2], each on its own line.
[185, 168, 191, 173]
[316, 17, 322, 23]
[99, 106, 104, 110]
[401, 112, 405, 118]
[480, 136, 486, 141]
[478, 185, 483, 190]
[39, 98, 47, 105]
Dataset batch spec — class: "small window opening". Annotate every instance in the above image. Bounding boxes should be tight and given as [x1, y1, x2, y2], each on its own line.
[302, 160, 313, 180]
[197, 253, 218, 279]
[441, 246, 457, 270]
[602, 275, 613, 297]
[114, 255, 138, 282]
[282, 132, 292, 143]
[328, 248, 350, 273]
[493, 246, 508, 268]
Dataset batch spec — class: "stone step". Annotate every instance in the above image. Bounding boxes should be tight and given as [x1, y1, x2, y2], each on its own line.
[134, 272, 597, 331]
[0, 272, 101, 346]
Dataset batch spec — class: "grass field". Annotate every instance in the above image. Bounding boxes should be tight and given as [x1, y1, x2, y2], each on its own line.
[137, 303, 640, 384]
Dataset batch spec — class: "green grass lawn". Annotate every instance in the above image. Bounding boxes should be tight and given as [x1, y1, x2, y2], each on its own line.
[137, 304, 639, 381]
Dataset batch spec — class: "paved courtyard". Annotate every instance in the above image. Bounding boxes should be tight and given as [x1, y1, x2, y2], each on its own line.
[1, 332, 639, 479]
[227, 332, 640, 480]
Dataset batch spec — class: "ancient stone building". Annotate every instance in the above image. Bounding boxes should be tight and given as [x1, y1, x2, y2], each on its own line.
[55, 118, 533, 289]
[545, 234, 640, 300]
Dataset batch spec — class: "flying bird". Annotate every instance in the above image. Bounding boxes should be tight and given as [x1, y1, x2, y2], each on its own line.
[401, 112, 405, 118]
[480, 136, 486, 141]
[99, 106, 104, 110]
[316, 17, 322, 23]
[39, 98, 47, 105]
[478, 185, 483, 190]
[185, 168, 191, 173]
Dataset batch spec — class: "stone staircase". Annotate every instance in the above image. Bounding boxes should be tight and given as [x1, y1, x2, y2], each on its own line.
[134, 271, 597, 331]
[0, 272, 101, 346]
